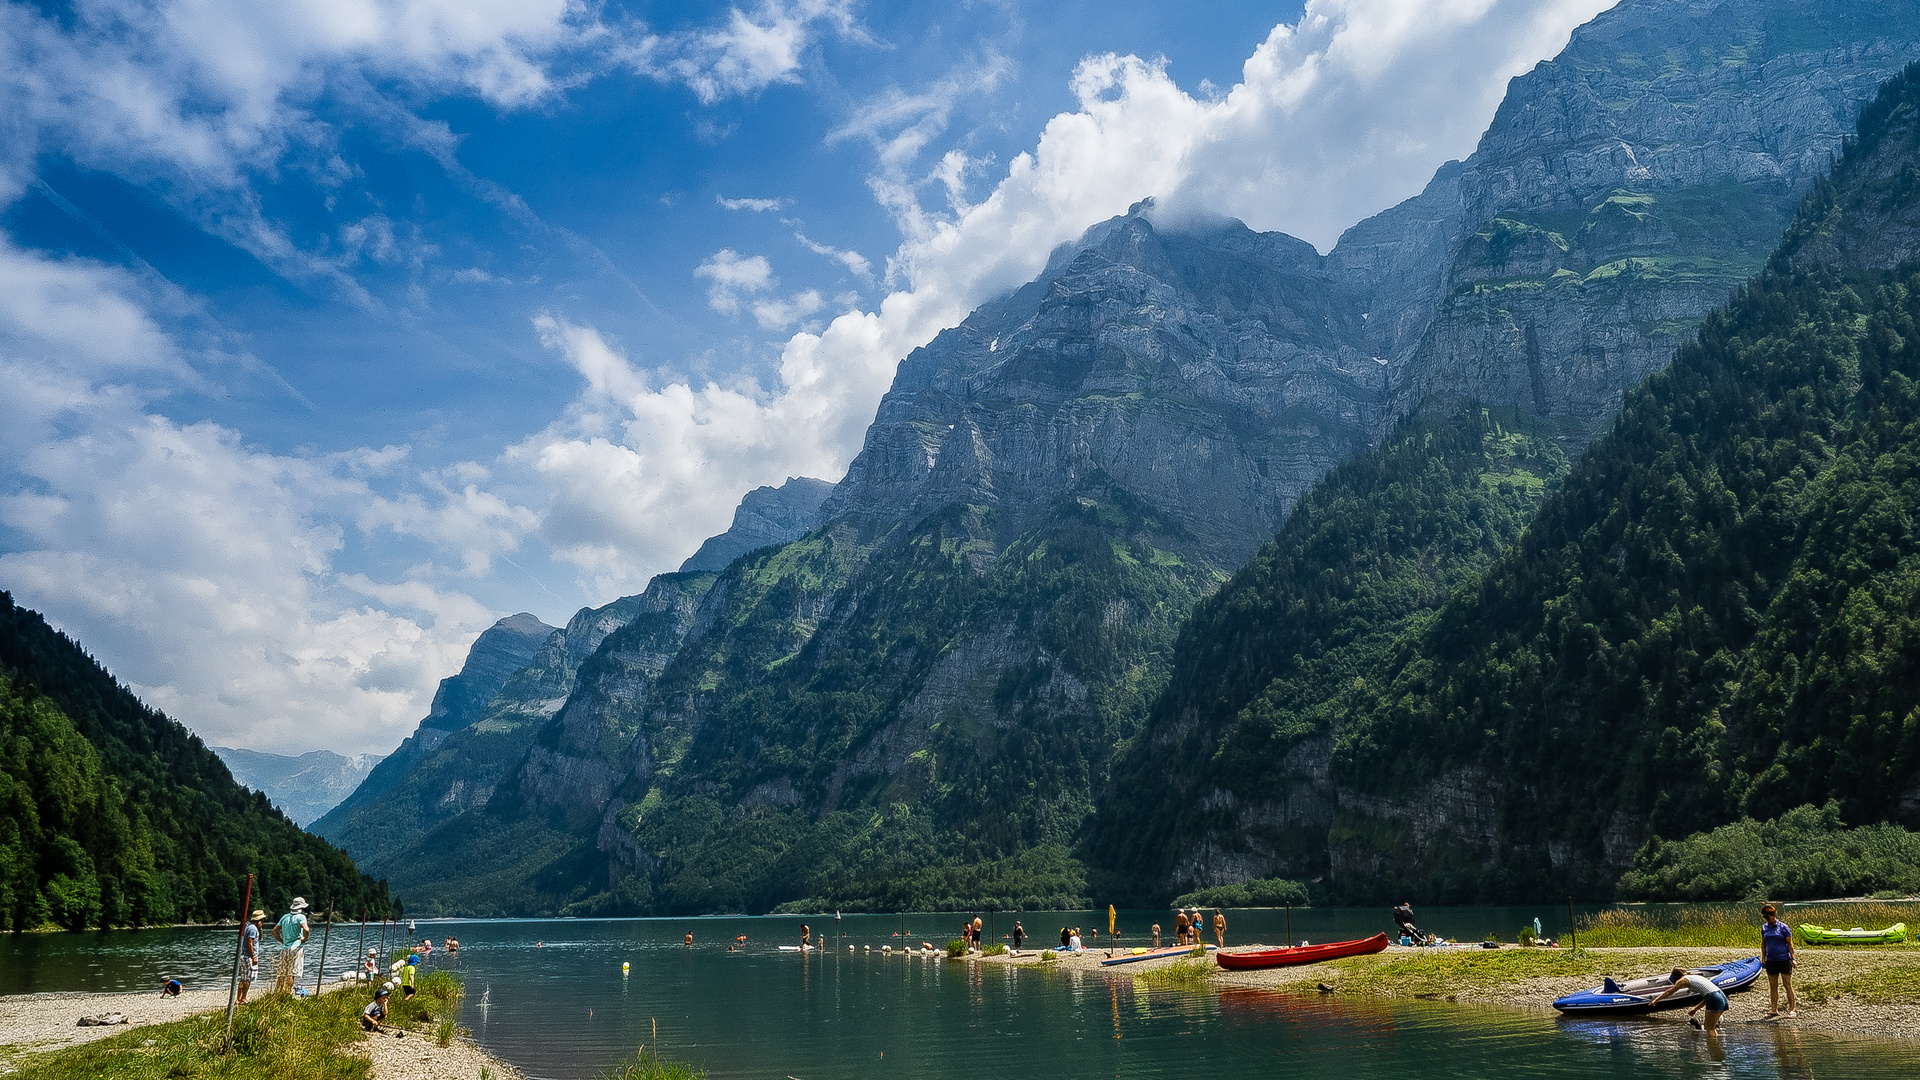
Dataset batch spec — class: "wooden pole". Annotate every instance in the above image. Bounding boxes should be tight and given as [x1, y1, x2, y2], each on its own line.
[1567, 896, 1578, 953]
[313, 897, 334, 997]
[380, 916, 389, 963]
[1286, 902, 1292, 944]
[356, 907, 367, 980]
[224, 873, 254, 1041]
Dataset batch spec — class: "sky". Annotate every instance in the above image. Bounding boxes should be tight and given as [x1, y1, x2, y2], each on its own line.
[0, 0, 1617, 757]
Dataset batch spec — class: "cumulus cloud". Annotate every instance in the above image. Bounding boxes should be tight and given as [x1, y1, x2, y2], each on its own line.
[523, 0, 1614, 600]
[0, 239, 530, 756]
[625, 0, 864, 104]
[694, 249, 775, 315]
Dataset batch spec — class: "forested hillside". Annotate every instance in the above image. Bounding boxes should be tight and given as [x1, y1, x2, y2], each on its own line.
[1092, 406, 1569, 897]
[1117, 65, 1920, 902]
[0, 593, 393, 930]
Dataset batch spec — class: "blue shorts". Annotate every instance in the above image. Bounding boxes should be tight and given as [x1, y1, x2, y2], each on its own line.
[1702, 990, 1729, 1013]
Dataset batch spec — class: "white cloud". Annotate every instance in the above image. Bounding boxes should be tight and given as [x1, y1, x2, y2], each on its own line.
[793, 232, 872, 278]
[624, 1, 864, 105]
[522, 0, 1614, 599]
[718, 195, 788, 212]
[0, 240, 531, 756]
[751, 289, 825, 330]
[694, 248, 775, 315]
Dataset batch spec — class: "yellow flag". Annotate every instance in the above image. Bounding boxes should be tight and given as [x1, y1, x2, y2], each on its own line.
[1108, 905, 1116, 935]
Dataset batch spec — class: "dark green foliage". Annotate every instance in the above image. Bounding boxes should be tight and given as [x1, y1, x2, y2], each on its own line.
[1092, 406, 1568, 896]
[1619, 803, 1920, 901]
[0, 593, 390, 930]
[1171, 877, 1309, 908]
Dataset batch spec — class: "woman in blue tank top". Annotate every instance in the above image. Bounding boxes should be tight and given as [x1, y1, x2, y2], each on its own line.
[1759, 903, 1797, 1018]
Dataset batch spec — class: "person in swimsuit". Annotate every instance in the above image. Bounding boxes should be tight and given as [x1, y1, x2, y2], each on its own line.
[1012, 922, 1025, 953]
[1651, 968, 1730, 1032]
[801, 924, 811, 950]
[1213, 909, 1226, 948]
[1759, 904, 1798, 1018]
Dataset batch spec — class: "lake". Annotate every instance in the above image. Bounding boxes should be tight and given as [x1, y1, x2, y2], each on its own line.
[5, 908, 1918, 1080]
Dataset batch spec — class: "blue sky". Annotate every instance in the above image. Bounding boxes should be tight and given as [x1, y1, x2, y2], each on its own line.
[0, 0, 1614, 755]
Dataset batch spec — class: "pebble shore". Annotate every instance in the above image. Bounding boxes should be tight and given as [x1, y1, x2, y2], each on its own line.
[0, 982, 523, 1079]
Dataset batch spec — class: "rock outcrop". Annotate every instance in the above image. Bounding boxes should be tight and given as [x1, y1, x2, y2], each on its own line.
[679, 477, 834, 573]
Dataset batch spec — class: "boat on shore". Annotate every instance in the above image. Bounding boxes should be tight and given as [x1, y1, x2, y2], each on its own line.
[1551, 957, 1763, 1015]
[1099, 944, 1218, 966]
[1214, 933, 1389, 970]
[1798, 922, 1906, 945]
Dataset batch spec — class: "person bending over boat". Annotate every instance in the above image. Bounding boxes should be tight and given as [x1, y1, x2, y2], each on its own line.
[1760, 904, 1798, 1018]
[1650, 969, 1729, 1032]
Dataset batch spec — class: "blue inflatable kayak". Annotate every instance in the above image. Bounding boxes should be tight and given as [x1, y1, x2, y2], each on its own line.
[1552, 956, 1762, 1015]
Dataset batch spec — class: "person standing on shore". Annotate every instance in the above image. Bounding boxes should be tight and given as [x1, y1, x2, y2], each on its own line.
[1760, 904, 1798, 1018]
[1012, 922, 1025, 953]
[1173, 910, 1189, 946]
[238, 909, 265, 1004]
[1213, 909, 1226, 948]
[272, 897, 310, 995]
[973, 917, 984, 952]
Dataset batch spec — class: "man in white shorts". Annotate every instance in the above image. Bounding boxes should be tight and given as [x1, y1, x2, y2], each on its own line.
[272, 897, 310, 995]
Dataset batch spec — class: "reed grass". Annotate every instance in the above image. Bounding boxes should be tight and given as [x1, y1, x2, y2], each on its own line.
[1137, 958, 1215, 987]
[602, 1046, 706, 1080]
[1574, 902, 1920, 948]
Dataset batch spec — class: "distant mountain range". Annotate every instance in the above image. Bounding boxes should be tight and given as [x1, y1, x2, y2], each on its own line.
[210, 745, 385, 827]
[316, 0, 1920, 916]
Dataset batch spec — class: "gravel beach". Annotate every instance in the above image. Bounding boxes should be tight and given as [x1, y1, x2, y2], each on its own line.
[972, 942, 1919, 1041]
[0, 983, 523, 1079]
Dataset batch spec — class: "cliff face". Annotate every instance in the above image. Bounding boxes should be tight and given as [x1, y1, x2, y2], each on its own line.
[824, 211, 1380, 568]
[1363, 0, 1920, 434]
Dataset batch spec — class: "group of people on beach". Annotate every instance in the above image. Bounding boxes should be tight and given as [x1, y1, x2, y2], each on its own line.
[235, 896, 312, 1004]
[1658, 903, 1799, 1034]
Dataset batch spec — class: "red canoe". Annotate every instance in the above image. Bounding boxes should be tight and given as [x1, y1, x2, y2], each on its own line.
[1215, 933, 1389, 970]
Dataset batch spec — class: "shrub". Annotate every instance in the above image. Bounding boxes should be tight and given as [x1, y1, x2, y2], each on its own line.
[945, 939, 968, 958]
[982, 943, 1007, 956]
[1040, 949, 1057, 961]
[1171, 877, 1309, 908]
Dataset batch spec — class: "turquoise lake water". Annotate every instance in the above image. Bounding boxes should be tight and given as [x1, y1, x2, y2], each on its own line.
[5, 908, 1918, 1079]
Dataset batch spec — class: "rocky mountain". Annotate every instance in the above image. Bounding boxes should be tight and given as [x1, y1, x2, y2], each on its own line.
[679, 477, 834, 573]
[312, 611, 553, 843]
[211, 745, 384, 826]
[322, 0, 1920, 915]
[1104, 61, 1920, 903]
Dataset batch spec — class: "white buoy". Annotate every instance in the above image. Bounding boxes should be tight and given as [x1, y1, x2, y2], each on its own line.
[622, 962, 630, 973]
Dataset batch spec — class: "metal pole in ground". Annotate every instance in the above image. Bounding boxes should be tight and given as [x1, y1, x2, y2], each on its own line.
[313, 897, 334, 997]
[1567, 896, 1578, 954]
[224, 873, 254, 1041]
[1287, 903, 1292, 945]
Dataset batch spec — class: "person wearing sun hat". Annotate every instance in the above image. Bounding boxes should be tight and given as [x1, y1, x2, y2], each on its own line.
[272, 897, 311, 996]
[238, 909, 266, 1003]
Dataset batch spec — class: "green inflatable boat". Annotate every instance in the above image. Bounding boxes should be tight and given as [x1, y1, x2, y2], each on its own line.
[1797, 922, 1907, 945]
